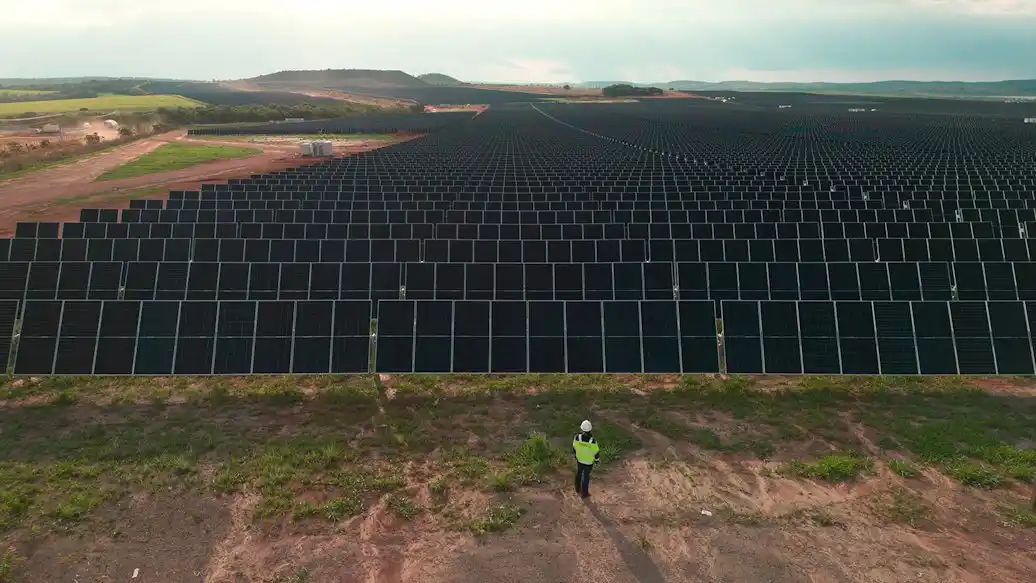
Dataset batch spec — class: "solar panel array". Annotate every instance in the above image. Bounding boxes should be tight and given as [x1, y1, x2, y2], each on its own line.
[185, 111, 473, 136]
[3, 103, 1036, 375]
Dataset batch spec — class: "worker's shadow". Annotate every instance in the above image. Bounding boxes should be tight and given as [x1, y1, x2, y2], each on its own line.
[585, 499, 669, 583]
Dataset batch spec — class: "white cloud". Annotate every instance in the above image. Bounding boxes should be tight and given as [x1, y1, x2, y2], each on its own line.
[910, 0, 1036, 14]
[467, 59, 576, 83]
[18, 0, 1028, 31]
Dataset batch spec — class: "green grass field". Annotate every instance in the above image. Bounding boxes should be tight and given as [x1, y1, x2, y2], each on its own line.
[0, 94, 203, 116]
[97, 143, 260, 181]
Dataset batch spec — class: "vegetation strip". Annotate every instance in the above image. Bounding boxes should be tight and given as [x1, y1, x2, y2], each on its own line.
[0, 374, 1033, 539]
[97, 142, 260, 181]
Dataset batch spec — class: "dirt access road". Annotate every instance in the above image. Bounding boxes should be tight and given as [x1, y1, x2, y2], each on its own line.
[0, 131, 415, 235]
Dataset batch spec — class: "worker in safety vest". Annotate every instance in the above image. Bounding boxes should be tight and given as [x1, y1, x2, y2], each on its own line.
[572, 420, 600, 498]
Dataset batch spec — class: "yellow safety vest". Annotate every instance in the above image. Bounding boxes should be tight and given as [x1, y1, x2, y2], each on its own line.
[573, 433, 600, 465]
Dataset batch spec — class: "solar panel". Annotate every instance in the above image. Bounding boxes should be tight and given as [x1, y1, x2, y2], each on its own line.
[0, 300, 18, 371]
[6, 103, 1036, 376]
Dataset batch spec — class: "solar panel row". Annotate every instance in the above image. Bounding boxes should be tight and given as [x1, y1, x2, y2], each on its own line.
[5, 260, 1036, 302]
[15, 300, 371, 375]
[27, 220, 1016, 241]
[78, 207, 993, 224]
[13, 299, 1033, 375]
[8, 237, 1036, 263]
[133, 198, 1036, 212]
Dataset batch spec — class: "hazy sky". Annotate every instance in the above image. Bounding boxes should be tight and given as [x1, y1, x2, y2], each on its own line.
[2, 0, 1036, 83]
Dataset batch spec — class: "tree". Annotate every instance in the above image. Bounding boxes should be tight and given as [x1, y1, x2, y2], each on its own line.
[563, 84, 571, 90]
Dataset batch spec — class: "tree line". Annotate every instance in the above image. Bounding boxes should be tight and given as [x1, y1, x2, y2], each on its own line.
[156, 102, 422, 126]
[602, 84, 664, 97]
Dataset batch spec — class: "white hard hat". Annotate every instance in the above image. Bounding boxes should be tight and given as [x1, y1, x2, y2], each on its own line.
[580, 420, 592, 432]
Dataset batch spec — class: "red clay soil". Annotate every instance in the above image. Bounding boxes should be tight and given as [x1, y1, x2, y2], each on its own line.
[0, 131, 418, 235]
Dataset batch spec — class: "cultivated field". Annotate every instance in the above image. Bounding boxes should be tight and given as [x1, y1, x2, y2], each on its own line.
[0, 89, 57, 97]
[0, 94, 204, 116]
[97, 142, 261, 181]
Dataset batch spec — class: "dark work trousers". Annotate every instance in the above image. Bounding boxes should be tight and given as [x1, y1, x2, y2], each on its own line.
[575, 462, 593, 496]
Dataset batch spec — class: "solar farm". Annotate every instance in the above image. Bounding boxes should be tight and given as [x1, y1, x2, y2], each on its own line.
[2, 95, 1036, 582]
[3, 98, 1036, 376]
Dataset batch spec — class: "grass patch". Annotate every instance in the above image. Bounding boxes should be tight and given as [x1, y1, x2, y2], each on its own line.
[997, 504, 1036, 528]
[943, 460, 1003, 488]
[291, 501, 321, 521]
[437, 449, 492, 487]
[50, 491, 106, 524]
[98, 142, 259, 181]
[808, 509, 843, 527]
[502, 433, 568, 485]
[0, 549, 19, 582]
[272, 569, 312, 583]
[466, 504, 524, 535]
[875, 488, 933, 527]
[724, 509, 768, 526]
[783, 454, 873, 482]
[888, 459, 920, 478]
[324, 496, 362, 522]
[387, 494, 421, 520]
[0, 94, 202, 116]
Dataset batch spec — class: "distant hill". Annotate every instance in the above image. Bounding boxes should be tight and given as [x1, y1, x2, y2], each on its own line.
[654, 79, 1036, 98]
[418, 73, 464, 86]
[0, 77, 180, 88]
[248, 69, 428, 90]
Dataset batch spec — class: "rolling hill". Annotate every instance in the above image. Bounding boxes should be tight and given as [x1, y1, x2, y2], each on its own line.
[248, 69, 429, 90]
[418, 73, 465, 86]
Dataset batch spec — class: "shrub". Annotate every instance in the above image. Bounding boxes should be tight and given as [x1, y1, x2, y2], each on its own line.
[888, 460, 919, 478]
[784, 453, 872, 482]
